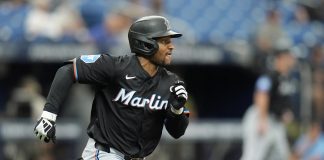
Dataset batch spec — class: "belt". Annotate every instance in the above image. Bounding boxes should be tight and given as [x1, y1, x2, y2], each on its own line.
[94, 142, 145, 160]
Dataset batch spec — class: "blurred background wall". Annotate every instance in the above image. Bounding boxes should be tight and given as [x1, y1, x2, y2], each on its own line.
[0, 0, 324, 159]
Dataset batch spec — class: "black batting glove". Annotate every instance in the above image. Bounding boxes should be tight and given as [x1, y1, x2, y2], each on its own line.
[169, 80, 188, 110]
[34, 111, 57, 143]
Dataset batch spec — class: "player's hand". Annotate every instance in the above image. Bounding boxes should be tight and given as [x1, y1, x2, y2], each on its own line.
[169, 80, 188, 110]
[34, 111, 57, 143]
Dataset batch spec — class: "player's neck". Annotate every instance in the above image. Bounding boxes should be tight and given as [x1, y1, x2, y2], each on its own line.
[137, 56, 159, 77]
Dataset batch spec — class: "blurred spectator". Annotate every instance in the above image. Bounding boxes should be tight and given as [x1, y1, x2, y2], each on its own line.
[121, 0, 153, 20]
[310, 45, 324, 125]
[309, 44, 324, 69]
[151, 0, 162, 14]
[4, 75, 51, 160]
[78, 0, 110, 29]
[25, 0, 89, 43]
[87, 0, 160, 54]
[242, 45, 297, 160]
[255, 9, 287, 50]
[290, 117, 324, 160]
[5, 75, 45, 120]
[94, 0, 198, 47]
[147, 0, 197, 45]
[0, 0, 28, 42]
[296, 0, 324, 22]
[0, 0, 29, 59]
[79, 0, 152, 30]
[285, 4, 324, 48]
[89, 10, 132, 53]
[253, 9, 288, 74]
[314, 0, 324, 22]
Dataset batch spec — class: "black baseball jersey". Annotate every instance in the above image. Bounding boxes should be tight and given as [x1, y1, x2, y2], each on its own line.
[255, 71, 296, 119]
[72, 54, 189, 157]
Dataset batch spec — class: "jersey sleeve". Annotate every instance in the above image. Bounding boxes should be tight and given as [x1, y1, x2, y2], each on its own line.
[73, 54, 116, 85]
[255, 75, 272, 92]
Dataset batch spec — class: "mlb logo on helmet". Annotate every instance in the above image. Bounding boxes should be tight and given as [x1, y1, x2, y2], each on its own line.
[164, 19, 171, 30]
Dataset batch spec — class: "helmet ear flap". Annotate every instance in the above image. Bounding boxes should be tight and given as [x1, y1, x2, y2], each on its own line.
[129, 34, 159, 56]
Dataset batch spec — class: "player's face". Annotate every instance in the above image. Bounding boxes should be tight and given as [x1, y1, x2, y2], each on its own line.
[277, 53, 296, 74]
[151, 36, 175, 66]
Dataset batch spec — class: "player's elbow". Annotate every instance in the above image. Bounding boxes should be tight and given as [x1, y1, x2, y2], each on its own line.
[165, 115, 189, 139]
[170, 131, 186, 139]
[166, 124, 187, 139]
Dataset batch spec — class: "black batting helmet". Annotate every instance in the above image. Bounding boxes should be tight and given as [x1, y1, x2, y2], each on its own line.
[128, 15, 182, 56]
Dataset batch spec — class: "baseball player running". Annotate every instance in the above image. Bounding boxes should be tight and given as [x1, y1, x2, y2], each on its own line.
[33, 15, 190, 160]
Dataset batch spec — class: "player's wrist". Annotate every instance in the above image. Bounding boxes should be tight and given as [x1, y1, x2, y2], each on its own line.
[41, 111, 57, 122]
[171, 106, 184, 115]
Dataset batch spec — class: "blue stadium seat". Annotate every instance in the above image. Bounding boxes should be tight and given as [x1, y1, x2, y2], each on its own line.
[164, 0, 268, 43]
[0, 3, 29, 42]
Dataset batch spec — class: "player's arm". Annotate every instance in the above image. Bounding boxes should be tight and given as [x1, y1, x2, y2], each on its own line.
[165, 109, 189, 139]
[34, 64, 75, 143]
[254, 75, 271, 134]
[254, 76, 271, 119]
[165, 81, 189, 139]
[34, 54, 115, 143]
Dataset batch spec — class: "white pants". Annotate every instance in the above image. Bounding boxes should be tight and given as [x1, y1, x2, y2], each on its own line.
[81, 138, 125, 160]
[241, 107, 290, 160]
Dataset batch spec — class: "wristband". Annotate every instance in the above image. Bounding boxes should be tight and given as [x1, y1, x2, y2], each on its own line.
[41, 111, 57, 122]
[171, 107, 184, 115]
